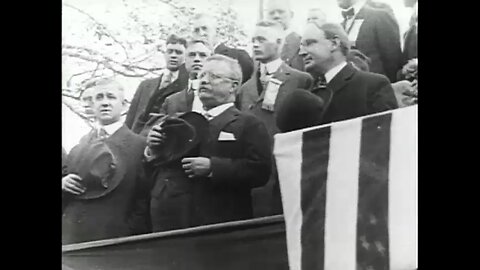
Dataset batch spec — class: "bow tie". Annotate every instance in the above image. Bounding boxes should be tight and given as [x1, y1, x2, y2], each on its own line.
[342, 7, 355, 19]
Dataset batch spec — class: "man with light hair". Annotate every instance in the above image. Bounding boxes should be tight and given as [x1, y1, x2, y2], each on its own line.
[307, 8, 327, 26]
[192, 13, 253, 84]
[62, 77, 150, 244]
[237, 20, 312, 216]
[265, 0, 304, 71]
[146, 54, 271, 227]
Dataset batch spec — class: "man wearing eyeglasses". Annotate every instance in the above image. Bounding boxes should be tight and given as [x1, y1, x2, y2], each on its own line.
[191, 13, 253, 84]
[298, 22, 398, 125]
[237, 20, 313, 216]
[146, 54, 271, 227]
[125, 34, 189, 134]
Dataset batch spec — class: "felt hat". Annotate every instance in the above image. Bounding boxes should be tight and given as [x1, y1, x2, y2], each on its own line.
[148, 111, 209, 165]
[276, 89, 325, 133]
[66, 141, 126, 200]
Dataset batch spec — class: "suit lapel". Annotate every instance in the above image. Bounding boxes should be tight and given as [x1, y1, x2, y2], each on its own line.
[209, 106, 240, 140]
[327, 63, 357, 94]
[185, 89, 194, 111]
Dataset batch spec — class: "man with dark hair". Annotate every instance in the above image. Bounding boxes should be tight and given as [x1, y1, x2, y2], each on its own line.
[237, 20, 312, 216]
[299, 22, 398, 124]
[265, 0, 304, 71]
[160, 40, 213, 116]
[126, 34, 189, 134]
[146, 55, 271, 229]
[192, 13, 253, 84]
[338, 0, 402, 82]
[62, 78, 150, 244]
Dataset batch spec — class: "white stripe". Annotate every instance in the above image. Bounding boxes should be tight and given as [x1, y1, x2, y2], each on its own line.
[324, 119, 362, 270]
[273, 130, 304, 270]
[388, 106, 418, 270]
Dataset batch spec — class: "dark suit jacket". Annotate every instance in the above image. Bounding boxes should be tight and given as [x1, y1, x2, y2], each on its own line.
[146, 106, 271, 229]
[215, 43, 254, 84]
[160, 88, 193, 116]
[310, 63, 398, 125]
[237, 62, 312, 217]
[125, 64, 189, 134]
[237, 61, 313, 138]
[194, 106, 271, 225]
[62, 126, 150, 244]
[350, 5, 402, 83]
[281, 32, 305, 71]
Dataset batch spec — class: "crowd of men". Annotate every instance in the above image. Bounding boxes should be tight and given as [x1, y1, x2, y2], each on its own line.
[62, 0, 418, 244]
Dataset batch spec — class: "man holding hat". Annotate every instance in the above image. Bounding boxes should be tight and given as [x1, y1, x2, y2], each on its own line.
[299, 22, 398, 125]
[62, 78, 150, 244]
[146, 54, 271, 229]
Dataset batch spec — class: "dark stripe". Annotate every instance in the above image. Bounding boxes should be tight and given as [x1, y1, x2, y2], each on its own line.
[357, 113, 392, 270]
[301, 127, 331, 270]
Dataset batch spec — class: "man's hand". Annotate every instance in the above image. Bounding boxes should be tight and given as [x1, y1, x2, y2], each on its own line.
[147, 124, 166, 148]
[181, 157, 212, 178]
[62, 174, 85, 195]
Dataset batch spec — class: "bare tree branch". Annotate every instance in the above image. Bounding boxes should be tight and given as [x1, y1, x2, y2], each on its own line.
[63, 3, 130, 60]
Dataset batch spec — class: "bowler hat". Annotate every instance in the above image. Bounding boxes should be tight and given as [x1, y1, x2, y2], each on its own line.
[66, 141, 126, 200]
[149, 111, 209, 165]
[276, 89, 325, 133]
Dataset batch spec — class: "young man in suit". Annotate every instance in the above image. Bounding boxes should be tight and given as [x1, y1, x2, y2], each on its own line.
[237, 20, 313, 216]
[265, 0, 304, 71]
[125, 34, 189, 134]
[338, 0, 402, 83]
[146, 55, 271, 227]
[192, 13, 253, 84]
[62, 78, 150, 244]
[160, 40, 212, 116]
[299, 22, 398, 125]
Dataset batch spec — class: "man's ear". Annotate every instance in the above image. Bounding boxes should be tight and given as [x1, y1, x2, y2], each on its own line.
[330, 38, 340, 52]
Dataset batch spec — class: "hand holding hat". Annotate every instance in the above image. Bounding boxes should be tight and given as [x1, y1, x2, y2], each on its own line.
[147, 122, 167, 150]
[62, 174, 85, 195]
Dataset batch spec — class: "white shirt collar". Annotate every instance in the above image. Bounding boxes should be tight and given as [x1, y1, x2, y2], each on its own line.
[325, 61, 348, 83]
[205, 103, 234, 119]
[99, 120, 123, 137]
[260, 58, 283, 75]
[189, 79, 199, 91]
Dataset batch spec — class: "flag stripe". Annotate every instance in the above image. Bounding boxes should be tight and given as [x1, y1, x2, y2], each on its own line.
[301, 127, 331, 270]
[357, 113, 392, 270]
[388, 107, 417, 270]
[274, 130, 304, 270]
[323, 120, 362, 270]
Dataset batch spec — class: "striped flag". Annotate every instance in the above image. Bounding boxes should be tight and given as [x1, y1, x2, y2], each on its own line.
[273, 106, 417, 270]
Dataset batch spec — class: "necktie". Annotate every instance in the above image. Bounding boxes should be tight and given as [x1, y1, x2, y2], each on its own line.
[260, 66, 272, 89]
[96, 127, 108, 141]
[341, 7, 355, 29]
[159, 71, 173, 90]
[314, 75, 327, 89]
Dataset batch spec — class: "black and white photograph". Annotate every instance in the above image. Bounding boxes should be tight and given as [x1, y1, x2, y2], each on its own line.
[61, 0, 418, 269]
